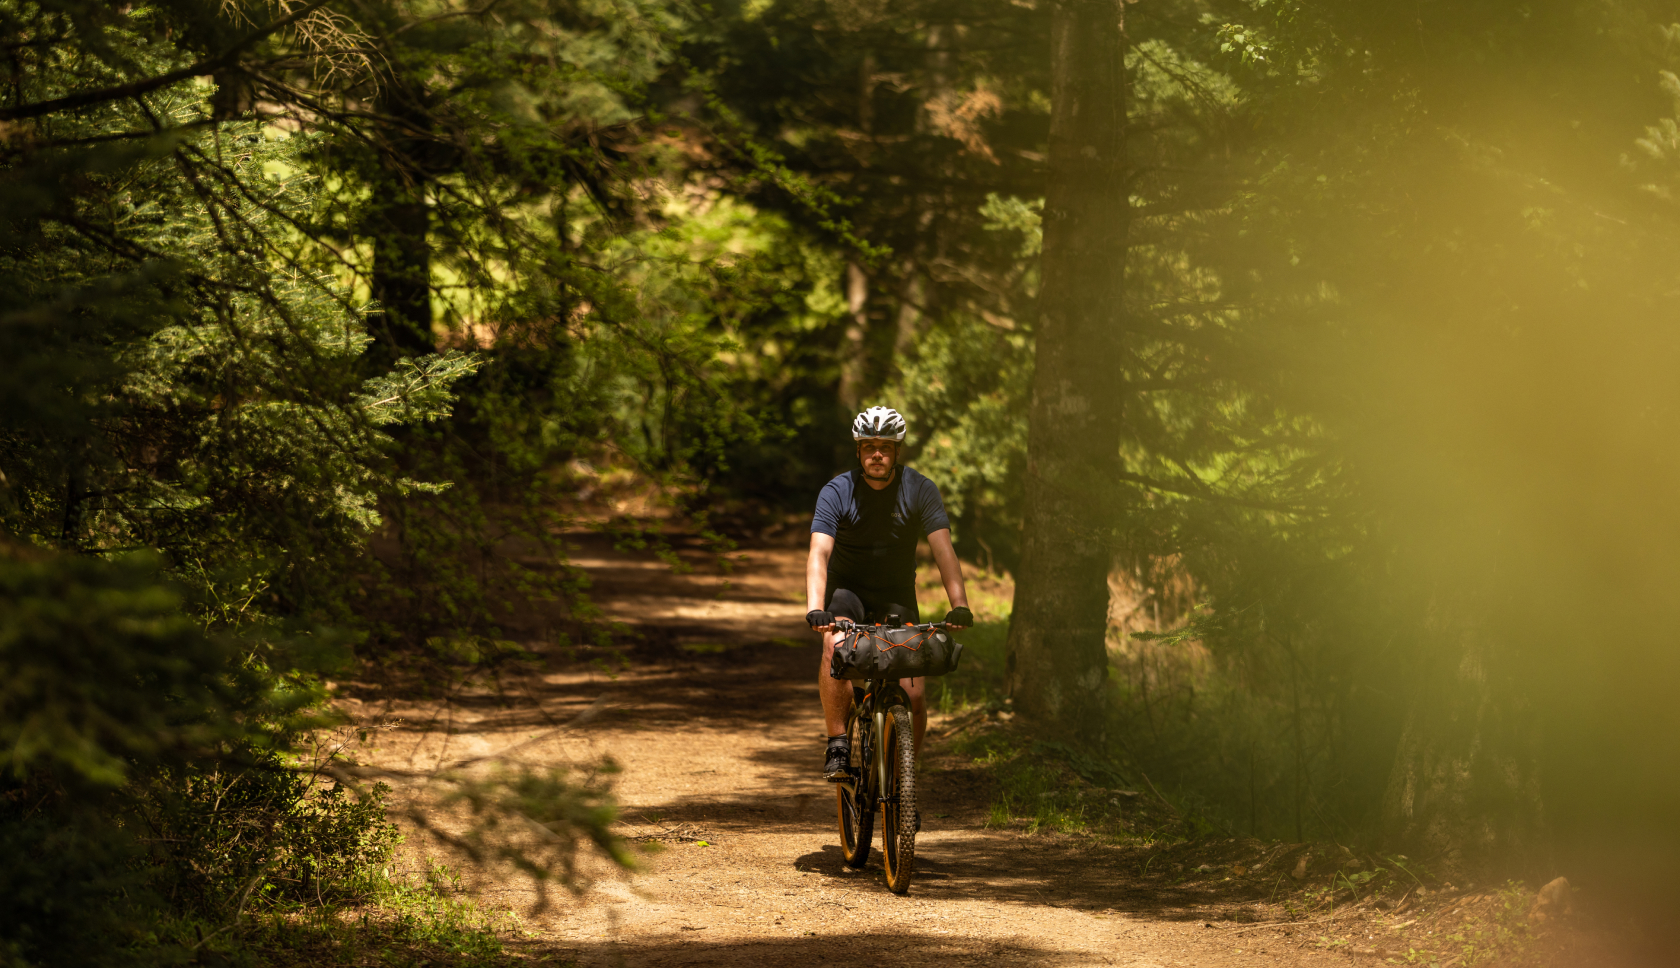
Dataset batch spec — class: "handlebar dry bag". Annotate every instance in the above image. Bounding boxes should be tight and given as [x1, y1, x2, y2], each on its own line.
[829, 625, 963, 680]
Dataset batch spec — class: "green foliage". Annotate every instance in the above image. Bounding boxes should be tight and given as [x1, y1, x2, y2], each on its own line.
[0, 795, 156, 968]
[0, 537, 622, 965]
[982, 752, 1115, 836]
[951, 724, 1141, 839]
[0, 733, 405, 968]
[0, 550, 247, 786]
[13, 0, 1680, 952]
[0, 4, 649, 961]
[979, 193, 1044, 261]
[0, 48, 485, 617]
[243, 869, 525, 968]
[579, 192, 848, 484]
[898, 317, 1032, 570]
[929, 618, 1010, 710]
[0, 545, 368, 966]
[135, 753, 401, 917]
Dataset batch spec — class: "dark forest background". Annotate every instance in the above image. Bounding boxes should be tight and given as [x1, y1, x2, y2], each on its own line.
[7, 0, 1680, 962]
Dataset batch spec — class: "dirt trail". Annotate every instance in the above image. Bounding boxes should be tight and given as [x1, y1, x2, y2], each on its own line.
[348, 531, 1370, 968]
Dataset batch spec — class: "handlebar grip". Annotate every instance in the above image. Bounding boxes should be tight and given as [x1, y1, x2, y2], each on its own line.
[831, 620, 953, 631]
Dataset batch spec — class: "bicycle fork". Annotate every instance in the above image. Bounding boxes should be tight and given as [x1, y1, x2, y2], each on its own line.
[873, 704, 890, 804]
[872, 682, 910, 806]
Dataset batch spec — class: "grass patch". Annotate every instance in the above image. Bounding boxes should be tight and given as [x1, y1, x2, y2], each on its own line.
[927, 610, 1140, 837]
[930, 618, 1009, 714]
[944, 722, 1156, 839]
[231, 859, 535, 967]
[679, 642, 731, 654]
[983, 747, 1139, 836]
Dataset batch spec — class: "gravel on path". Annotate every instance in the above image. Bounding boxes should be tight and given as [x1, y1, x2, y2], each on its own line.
[346, 531, 1397, 968]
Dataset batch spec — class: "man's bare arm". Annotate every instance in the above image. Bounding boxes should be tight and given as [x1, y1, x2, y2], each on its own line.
[807, 532, 836, 627]
[926, 528, 970, 626]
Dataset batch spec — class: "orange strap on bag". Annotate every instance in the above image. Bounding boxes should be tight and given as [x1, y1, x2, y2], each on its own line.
[829, 624, 964, 680]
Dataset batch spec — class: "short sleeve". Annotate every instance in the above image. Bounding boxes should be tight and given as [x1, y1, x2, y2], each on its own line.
[811, 481, 843, 536]
[914, 474, 951, 535]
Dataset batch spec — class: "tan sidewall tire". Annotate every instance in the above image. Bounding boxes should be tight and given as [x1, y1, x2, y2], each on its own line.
[837, 712, 873, 869]
[882, 704, 917, 893]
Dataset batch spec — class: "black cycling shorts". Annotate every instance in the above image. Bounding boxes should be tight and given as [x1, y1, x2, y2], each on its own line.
[824, 583, 920, 625]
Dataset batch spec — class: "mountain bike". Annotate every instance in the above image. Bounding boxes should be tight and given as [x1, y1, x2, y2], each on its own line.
[831, 618, 952, 895]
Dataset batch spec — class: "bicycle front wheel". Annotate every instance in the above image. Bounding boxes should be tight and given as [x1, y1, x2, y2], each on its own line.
[836, 710, 874, 869]
[881, 704, 917, 894]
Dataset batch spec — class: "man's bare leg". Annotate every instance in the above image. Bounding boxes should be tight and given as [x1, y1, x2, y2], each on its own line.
[819, 630, 853, 736]
[820, 639, 926, 754]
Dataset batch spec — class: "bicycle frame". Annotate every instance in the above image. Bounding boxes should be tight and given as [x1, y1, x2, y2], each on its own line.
[832, 618, 951, 892]
[845, 677, 911, 805]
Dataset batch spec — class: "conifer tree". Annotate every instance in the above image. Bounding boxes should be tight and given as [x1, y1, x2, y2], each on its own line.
[1003, 0, 1129, 730]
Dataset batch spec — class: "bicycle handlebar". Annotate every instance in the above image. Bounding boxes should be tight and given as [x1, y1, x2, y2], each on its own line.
[833, 618, 955, 632]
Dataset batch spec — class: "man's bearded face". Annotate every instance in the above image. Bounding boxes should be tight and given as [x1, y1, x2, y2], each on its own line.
[857, 439, 899, 480]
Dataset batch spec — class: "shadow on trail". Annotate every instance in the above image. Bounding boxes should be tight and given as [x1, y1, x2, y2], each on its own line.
[777, 835, 1276, 921]
[516, 931, 1100, 967]
[576, 653, 1282, 924]
[352, 636, 822, 735]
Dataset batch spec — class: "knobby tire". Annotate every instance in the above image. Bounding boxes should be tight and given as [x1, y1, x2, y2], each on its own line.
[881, 704, 917, 893]
[837, 708, 874, 869]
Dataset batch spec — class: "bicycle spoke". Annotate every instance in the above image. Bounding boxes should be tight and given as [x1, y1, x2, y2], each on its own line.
[836, 704, 874, 869]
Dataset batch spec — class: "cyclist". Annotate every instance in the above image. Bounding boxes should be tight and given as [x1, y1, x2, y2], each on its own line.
[806, 406, 973, 783]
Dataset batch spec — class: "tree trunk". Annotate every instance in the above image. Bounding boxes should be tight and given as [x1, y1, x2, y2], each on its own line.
[894, 258, 923, 362]
[1381, 591, 1548, 878]
[838, 262, 869, 410]
[369, 186, 432, 358]
[1004, 0, 1129, 731]
[366, 77, 434, 368]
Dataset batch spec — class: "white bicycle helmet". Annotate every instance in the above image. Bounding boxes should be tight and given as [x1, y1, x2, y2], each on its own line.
[852, 406, 908, 441]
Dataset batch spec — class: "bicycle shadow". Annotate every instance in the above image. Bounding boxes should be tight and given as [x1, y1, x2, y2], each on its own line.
[792, 843, 952, 880]
[779, 832, 1290, 924]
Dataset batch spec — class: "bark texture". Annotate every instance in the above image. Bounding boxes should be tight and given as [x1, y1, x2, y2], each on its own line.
[1004, 0, 1128, 730]
[369, 186, 432, 358]
[838, 262, 869, 410]
[1381, 595, 1548, 878]
[367, 76, 435, 366]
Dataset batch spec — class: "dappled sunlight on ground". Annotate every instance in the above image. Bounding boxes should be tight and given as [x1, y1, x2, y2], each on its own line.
[335, 526, 1622, 967]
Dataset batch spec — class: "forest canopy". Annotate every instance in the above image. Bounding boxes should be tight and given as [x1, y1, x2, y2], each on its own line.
[6, 0, 1680, 961]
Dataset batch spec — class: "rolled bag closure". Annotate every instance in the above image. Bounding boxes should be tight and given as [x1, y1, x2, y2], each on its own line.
[829, 626, 964, 680]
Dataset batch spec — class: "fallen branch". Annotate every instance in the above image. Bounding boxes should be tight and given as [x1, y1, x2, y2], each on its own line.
[1141, 772, 1180, 816]
[1226, 913, 1351, 935]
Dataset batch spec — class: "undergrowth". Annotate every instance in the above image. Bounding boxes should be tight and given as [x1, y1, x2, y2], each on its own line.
[0, 731, 594, 967]
[925, 600, 1552, 968]
[227, 859, 530, 968]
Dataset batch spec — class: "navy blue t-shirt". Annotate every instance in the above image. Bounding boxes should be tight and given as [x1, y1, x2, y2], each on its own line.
[810, 467, 950, 591]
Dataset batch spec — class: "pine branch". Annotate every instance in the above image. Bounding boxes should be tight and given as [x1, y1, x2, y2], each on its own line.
[0, 0, 335, 122]
[1115, 468, 1321, 514]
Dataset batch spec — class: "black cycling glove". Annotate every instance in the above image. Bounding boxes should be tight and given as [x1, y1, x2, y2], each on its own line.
[807, 609, 834, 629]
[943, 606, 974, 627]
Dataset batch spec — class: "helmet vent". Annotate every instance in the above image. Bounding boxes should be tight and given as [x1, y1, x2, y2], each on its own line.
[852, 406, 907, 441]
